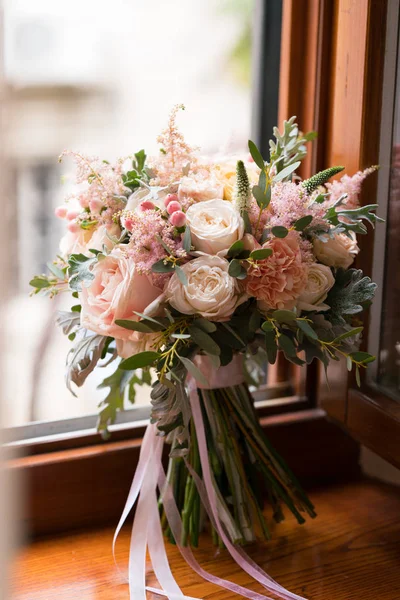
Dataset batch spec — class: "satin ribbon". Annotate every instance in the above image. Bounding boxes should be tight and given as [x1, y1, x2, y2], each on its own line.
[114, 356, 308, 600]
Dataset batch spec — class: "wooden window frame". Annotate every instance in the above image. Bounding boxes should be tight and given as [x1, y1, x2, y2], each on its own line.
[5, 0, 367, 539]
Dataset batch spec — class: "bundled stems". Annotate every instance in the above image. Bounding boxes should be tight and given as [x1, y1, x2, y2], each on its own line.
[159, 382, 316, 547]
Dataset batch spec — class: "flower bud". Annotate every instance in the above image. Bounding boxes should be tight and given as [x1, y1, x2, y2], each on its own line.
[54, 205, 68, 219]
[164, 193, 179, 207]
[67, 221, 80, 233]
[66, 209, 80, 221]
[170, 210, 186, 228]
[167, 201, 181, 215]
[139, 200, 156, 211]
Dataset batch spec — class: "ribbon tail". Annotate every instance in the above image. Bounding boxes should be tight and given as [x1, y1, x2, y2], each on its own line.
[158, 464, 277, 600]
[187, 379, 308, 600]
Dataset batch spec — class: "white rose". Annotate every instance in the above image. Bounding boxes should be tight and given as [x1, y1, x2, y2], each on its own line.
[186, 199, 244, 254]
[178, 175, 223, 203]
[297, 263, 335, 312]
[313, 233, 359, 269]
[165, 255, 247, 321]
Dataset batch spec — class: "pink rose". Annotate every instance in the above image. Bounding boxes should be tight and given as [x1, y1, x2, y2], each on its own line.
[245, 233, 308, 312]
[80, 250, 162, 342]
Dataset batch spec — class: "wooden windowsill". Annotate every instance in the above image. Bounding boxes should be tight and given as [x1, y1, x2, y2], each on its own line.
[11, 478, 400, 599]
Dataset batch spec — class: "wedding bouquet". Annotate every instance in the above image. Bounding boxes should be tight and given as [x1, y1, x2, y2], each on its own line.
[31, 106, 380, 600]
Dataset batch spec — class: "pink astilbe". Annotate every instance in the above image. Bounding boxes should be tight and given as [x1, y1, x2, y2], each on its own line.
[59, 151, 129, 226]
[325, 166, 378, 209]
[124, 208, 186, 287]
[151, 105, 199, 186]
[269, 182, 311, 229]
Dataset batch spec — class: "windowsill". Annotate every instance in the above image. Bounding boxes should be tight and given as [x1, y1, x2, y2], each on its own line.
[11, 477, 400, 599]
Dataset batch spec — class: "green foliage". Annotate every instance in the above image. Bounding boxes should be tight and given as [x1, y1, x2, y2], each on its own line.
[228, 259, 247, 279]
[271, 226, 288, 238]
[68, 252, 99, 292]
[293, 215, 313, 231]
[66, 333, 110, 394]
[55, 311, 81, 336]
[326, 268, 377, 325]
[122, 149, 148, 191]
[269, 116, 316, 175]
[302, 166, 344, 194]
[252, 184, 271, 209]
[97, 366, 152, 439]
[120, 351, 161, 370]
[325, 203, 383, 235]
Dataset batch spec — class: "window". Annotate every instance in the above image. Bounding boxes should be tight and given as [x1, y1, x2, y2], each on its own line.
[370, 13, 400, 401]
[2, 0, 295, 442]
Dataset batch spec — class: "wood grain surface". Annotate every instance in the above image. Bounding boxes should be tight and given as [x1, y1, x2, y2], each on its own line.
[11, 479, 400, 599]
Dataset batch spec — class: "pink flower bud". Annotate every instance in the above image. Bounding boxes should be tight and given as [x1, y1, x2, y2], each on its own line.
[89, 198, 102, 214]
[66, 209, 80, 221]
[67, 221, 80, 233]
[139, 200, 155, 211]
[170, 210, 186, 228]
[54, 205, 68, 219]
[167, 201, 181, 215]
[79, 195, 89, 208]
[164, 193, 179, 207]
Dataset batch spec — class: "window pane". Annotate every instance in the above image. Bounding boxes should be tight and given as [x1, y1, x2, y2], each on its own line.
[1, 0, 255, 428]
[376, 35, 400, 400]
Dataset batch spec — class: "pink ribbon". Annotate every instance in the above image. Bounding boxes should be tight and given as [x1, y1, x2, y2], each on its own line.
[114, 357, 308, 600]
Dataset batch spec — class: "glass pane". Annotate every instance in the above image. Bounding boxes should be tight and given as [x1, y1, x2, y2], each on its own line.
[376, 35, 400, 400]
[1, 0, 255, 429]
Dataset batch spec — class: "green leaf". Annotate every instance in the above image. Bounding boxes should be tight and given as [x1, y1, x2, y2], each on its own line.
[188, 326, 220, 356]
[349, 351, 375, 365]
[120, 351, 161, 370]
[114, 319, 154, 333]
[133, 312, 165, 327]
[193, 318, 217, 333]
[151, 259, 175, 273]
[272, 309, 297, 323]
[252, 185, 271, 209]
[250, 248, 273, 260]
[271, 226, 288, 238]
[227, 240, 245, 258]
[249, 308, 261, 333]
[68, 253, 98, 292]
[71, 304, 82, 313]
[183, 226, 192, 252]
[293, 215, 313, 231]
[278, 334, 297, 357]
[175, 265, 188, 286]
[248, 140, 265, 170]
[264, 331, 277, 364]
[355, 365, 361, 387]
[242, 210, 252, 234]
[272, 161, 301, 183]
[46, 262, 65, 280]
[66, 333, 109, 394]
[177, 355, 209, 386]
[134, 149, 146, 172]
[261, 321, 274, 332]
[296, 319, 318, 340]
[332, 326, 364, 344]
[228, 259, 247, 279]
[29, 276, 51, 289]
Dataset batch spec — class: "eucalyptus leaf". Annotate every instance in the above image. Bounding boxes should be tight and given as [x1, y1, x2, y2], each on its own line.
[293, 215, 313, 231]
[273, 309, 297, 323]
[227, 240, 245, 258]
[261, 321, 274, 332]
[252, 185, 270, 209]
[296, 319, 318, 340]
[271, 226, 288, 238]
[120, 351, 161, 370]
[228, 259, 247, 279]
[188, 326, 221, 356]
[273, 161, 301, 183]
[175, 265, 188, 286]
[177, 355, 209, 386]
[183, 226, 192, 252]
[248, 140, 265, 170]
[250, 248, 273, 260]
[193, 318, 217, 333]
[278, 334, 297, 357]
[151, 259, 175, 273]
[114, 319, 154, 333]
[264, 331, 277, 364]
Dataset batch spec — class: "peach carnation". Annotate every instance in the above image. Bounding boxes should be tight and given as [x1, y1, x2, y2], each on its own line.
[245, 233, 308, 312]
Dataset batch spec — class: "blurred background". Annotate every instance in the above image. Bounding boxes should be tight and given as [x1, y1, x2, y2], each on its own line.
[1, 0, 255, 427]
